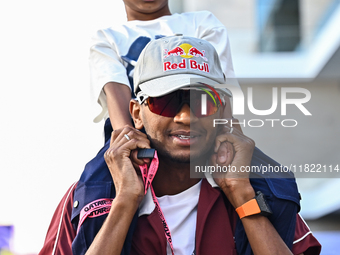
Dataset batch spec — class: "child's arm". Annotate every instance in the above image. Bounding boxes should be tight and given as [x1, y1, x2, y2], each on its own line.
[89, 28, 133, 127]
[104, 82, 133, 130]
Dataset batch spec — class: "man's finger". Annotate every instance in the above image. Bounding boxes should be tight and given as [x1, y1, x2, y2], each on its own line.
[113, 127, 149, 149]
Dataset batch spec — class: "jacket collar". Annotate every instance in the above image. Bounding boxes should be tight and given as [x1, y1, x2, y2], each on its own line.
[138, 172, 219, 217]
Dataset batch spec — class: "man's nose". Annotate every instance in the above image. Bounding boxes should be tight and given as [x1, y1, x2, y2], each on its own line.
[173, 104, 198, 124]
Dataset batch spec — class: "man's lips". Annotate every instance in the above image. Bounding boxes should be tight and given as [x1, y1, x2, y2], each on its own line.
[169, 131, 202, 145]
[170, 130, 201, 137]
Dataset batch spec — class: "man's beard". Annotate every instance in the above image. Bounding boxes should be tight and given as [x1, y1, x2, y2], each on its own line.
[164, 153, 191, 164]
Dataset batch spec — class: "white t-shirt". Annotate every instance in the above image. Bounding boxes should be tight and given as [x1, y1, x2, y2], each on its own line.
[89, 11, 236, 122]
[156, 180, 202, 255]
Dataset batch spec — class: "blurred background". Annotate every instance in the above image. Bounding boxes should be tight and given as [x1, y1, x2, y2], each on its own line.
[1, 0, 339, 254]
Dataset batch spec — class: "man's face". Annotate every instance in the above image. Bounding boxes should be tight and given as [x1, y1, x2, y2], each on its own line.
[133, 91, 228, 164]
[123, 0, 169, 15]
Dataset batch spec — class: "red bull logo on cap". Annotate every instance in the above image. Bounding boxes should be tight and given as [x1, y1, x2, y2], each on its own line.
[164, 46, 185, 58]
[164, 43, 208, 61]
[163, 43, 209, 73]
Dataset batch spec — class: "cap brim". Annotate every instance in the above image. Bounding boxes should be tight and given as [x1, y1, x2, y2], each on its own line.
[138, 74, 226, 97]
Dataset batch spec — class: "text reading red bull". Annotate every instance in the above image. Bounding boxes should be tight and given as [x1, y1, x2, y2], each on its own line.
[163, 43, 210, 73]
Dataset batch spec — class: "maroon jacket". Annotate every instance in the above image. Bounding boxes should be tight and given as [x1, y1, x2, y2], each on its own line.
[39, 181, 321, 255]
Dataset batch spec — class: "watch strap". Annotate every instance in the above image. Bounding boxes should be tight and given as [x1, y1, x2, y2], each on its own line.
[235, 198, 261, 219]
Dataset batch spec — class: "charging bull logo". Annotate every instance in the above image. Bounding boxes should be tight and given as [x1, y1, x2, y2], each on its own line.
[188, 47, 207, 61]
[164, 43, 208, 61]
[164, 46, 185, 57]
[163, 43, 209, 72]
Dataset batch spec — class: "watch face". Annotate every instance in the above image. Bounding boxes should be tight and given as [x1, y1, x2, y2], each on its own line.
[255, 191, 273, 217]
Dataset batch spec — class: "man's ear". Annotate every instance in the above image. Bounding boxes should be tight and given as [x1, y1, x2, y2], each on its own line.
[130, 99, 144, 130]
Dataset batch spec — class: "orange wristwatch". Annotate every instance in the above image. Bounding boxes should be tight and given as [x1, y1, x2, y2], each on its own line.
[236, 191, 272, 219]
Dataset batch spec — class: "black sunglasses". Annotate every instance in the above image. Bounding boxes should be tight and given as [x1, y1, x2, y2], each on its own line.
[137, 87, 226, 118]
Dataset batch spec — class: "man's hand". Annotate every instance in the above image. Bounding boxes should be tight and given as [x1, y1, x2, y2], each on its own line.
[104, 126, 151, 206]
[210, 121, 256, 209]
[86, 126, 152, 255]
[211, 123, 293, 255]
